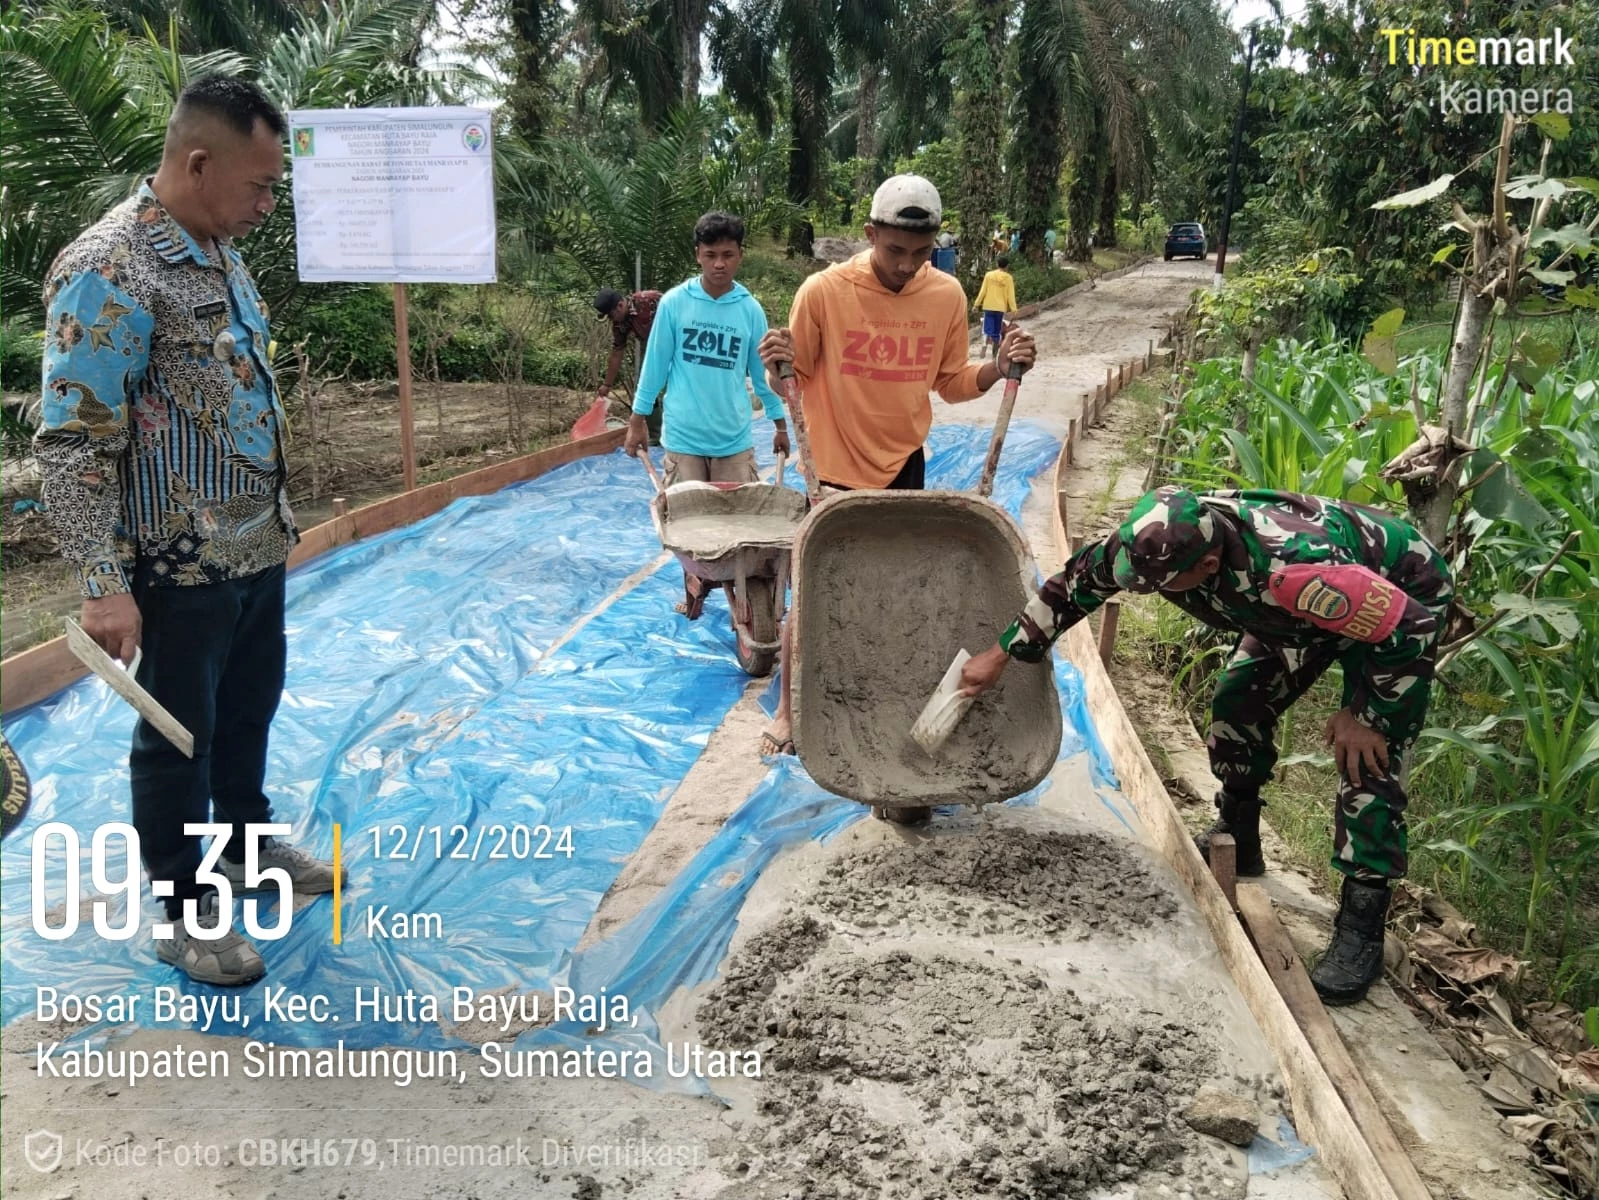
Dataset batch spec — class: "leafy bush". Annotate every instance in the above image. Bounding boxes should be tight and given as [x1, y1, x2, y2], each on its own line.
[288, 287, 396, 379]
[1, 320, 44, 394]
[1117, 214, 1167, 254]
[287, 286, 588, 387]
[1008, 261, 1080, 307]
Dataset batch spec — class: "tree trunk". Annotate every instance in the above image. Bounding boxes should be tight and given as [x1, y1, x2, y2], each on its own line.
[854, 66, 881, 195]
[506, 0, 554, 141]
[1096, 163, 1119, 247]
[1236, 335, 1260, 433]
[1065, 109, 1105, 262]
[676, 0, 708, 105]
[954, 0, 1010, 274]
[1403, 116, 1518, 550]
[1009, 0, 1063, 265]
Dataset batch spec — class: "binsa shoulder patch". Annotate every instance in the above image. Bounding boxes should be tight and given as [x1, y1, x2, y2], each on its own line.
[1268, 563, 1407, 644]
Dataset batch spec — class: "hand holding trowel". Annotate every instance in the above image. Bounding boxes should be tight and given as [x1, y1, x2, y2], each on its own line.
[910, 354, 1029, 757]
[63, 617, 194, 757]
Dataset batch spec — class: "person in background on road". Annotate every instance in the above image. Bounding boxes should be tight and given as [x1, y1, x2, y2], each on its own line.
[595, 284, 664, 444]
[1044, 227, 1058, 256]
[958, 487, 1452, 1006]
[973, 255, 1018, 358]
[754, 174, 1036, 798]
[624, 210, 791, 619]
[33, 74, 341, 988]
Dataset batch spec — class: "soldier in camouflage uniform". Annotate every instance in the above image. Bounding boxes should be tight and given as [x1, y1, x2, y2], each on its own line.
[959, 487, 1452, 1005]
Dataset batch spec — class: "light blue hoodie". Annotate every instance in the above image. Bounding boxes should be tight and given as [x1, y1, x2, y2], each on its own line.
[632, 277, 786, 458]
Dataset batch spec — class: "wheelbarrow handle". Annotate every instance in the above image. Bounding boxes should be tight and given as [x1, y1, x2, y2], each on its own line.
[773, 450, 787, 485]
[778, 362, 822, 505]
[638, 448, 667, 498]
[977, 359, 1027, 499]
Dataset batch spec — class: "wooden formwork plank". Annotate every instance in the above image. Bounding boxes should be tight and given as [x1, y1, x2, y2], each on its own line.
[1, 429, 626, 715]
[1237, 885, 1436, 1200]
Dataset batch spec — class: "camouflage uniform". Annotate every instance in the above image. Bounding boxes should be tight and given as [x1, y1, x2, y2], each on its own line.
[1000, 488, 1452, 883]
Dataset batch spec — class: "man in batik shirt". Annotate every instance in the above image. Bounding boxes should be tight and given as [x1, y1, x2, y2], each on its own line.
[34, 74, 339, 987]
[959, 487, 1452, 1005]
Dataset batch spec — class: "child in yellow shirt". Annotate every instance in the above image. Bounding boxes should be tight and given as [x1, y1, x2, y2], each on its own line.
[974, 256, 1018, 358]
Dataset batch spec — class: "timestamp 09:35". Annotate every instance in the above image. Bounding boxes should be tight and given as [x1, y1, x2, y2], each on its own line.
[29, 821, 297, 943]
[370, 823, 575, 863]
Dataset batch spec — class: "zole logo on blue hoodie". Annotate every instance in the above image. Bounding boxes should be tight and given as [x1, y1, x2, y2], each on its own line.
[680, 326, 742, 370]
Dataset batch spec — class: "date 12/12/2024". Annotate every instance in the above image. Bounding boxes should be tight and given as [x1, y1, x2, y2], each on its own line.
[369, 822, 575, 862]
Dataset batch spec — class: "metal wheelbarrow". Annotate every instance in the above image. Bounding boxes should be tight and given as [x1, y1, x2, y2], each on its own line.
[640, 453, 807, 677]
[778, 362, 1065, 811]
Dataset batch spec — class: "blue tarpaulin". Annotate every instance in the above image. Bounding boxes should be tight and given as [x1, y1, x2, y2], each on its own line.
[2, 420, 1073, 1050]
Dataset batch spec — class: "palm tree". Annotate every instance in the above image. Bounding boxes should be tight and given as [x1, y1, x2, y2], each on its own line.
[1005, 0, 1232, 262]
[525, 103, 798, 289]
[953, 0, 1010, 271]
[1, 0, 451, 322]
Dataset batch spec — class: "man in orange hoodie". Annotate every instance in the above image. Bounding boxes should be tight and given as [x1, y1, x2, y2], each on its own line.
[754, 174, 1035, 764]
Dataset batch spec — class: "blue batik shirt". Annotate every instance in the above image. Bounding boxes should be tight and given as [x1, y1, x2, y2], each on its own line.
[35, 182, 296, 598]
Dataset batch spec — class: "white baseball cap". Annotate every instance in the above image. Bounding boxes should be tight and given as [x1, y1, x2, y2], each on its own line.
[869, 175, 942, 230]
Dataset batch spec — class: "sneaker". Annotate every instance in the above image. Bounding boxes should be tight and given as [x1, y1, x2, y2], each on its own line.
[156, 892, 265, 986]
[222, 836, 344, 894]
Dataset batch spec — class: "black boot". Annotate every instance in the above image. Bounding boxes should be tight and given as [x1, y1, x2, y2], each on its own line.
[1310, 877, 1391, 1006]
[1195, 789, 1266, 876]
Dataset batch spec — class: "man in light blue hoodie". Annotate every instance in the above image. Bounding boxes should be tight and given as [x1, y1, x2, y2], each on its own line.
[626, 211, 791, 617]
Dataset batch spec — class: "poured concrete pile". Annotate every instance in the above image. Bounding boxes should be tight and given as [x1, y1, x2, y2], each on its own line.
[690, 817, 1271, 1200]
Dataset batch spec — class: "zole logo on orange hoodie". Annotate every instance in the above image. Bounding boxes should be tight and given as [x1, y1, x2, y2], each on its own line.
[841, 331, 938, 381]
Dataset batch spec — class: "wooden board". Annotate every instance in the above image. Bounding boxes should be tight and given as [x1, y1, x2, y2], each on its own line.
[1236, 884, 1436, 1200]
[1048, 451, 1428, 1200]
[1, 429, 625, 716]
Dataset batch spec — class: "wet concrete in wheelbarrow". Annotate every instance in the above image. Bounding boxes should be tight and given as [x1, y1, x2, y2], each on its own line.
[656, 482, 809, 562]
[790, 493, 1062, 809]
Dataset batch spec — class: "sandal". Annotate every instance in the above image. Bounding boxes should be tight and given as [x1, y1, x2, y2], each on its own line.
[674, 576, 708, 620]
[759, 731, 796, 757]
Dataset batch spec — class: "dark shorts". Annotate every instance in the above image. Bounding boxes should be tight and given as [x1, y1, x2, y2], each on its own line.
[820, 446, 926, 494]
[982, 310, 1005, 340]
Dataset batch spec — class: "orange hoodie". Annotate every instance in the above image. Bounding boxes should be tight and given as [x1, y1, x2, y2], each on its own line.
[789, 251, 985, 488]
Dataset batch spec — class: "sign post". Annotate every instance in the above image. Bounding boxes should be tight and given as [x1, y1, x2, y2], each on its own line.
[288, 107, 496, 491]
[392, 282, 417, 490]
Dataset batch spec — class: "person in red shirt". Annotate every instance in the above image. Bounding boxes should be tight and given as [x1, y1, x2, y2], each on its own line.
[594, 287, 663, 442]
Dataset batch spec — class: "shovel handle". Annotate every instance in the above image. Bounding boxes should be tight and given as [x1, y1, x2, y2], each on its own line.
[778, 362, 822, 504]
[977, 359, 1026, 498]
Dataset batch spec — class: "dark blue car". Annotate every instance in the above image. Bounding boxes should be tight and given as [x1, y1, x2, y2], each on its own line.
[1164, 223, 1207, 261]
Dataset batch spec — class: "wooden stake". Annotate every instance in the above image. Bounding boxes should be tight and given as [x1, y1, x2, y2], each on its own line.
[1207, 832, 1238, 911]
[394, 282, 418, 492]
[332, 498, 348, 517]
[1236, 885, 1436, 1200]
[1066, 417, 1077, 465]
[1097, 598, 1120, 666]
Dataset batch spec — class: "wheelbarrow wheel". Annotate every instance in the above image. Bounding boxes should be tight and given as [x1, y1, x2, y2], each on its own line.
[734, 576, 780, 677]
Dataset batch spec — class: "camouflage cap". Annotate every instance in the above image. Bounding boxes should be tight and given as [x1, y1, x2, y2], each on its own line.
[1112, 487, 1217, 592]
